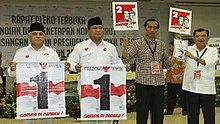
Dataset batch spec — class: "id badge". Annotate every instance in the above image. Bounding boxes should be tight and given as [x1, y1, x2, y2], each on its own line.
[151, 61, 160, 75]
[194, 70, 201, 80]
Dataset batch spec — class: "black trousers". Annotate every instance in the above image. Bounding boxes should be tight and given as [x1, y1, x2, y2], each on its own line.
[166, 83, 187, 113]
[185, 91, 215, 124]
[136, 83, 164, 124]
[2, 76, 6, 94]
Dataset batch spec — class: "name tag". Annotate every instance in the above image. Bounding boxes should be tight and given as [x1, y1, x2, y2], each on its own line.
[194, 70, 201, 80]
[151, 61, 160, 75]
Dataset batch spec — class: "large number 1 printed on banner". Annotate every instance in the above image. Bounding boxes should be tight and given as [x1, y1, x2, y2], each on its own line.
[30, 72, 48, 109]
[94, 74, 110, 110]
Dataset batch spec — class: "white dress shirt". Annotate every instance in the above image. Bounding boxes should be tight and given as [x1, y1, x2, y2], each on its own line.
[68, 38, 123, 72]
[8, 44, 60, 77]
[182, 45, 218, 94]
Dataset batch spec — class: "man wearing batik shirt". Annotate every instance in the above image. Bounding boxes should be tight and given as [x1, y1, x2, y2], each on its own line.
[164, 41, 187, 116]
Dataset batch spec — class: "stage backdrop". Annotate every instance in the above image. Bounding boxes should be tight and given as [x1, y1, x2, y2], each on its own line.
[0, 2, 160, 61]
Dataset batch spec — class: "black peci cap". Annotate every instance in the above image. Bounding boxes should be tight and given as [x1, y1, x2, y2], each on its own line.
[87, 17, 103, 28]
[28, 22, 45, 33]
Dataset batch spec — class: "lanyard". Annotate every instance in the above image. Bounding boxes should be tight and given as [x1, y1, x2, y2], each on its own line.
[196, 48, 207, 67]
[144, 38, 157, 60]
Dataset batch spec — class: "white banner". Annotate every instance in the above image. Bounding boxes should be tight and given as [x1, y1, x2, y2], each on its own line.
[112, 2, 139, 30]
[174, 39, 188, 61]
[80, 65, 126, 121]
[168, 7, 192, 35]
[16, 62, 66, 119]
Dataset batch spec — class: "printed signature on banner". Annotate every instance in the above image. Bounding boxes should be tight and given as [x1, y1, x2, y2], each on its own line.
[83, 113, 124, 118]
[19, 111, 64, 118]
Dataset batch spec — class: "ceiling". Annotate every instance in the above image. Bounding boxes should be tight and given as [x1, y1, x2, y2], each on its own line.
[76, 0, 220, 6]
[139, 0, 220, 2]
[168, 0, 220, 7]
[123, 0, 220, 7]
[78, 0, 220, 2]
[55, 0, 220, 7]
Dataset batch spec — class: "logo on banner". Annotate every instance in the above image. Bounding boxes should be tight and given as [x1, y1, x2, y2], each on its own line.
[40, 63, 47, 69]
[103, 66, 110, 72]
